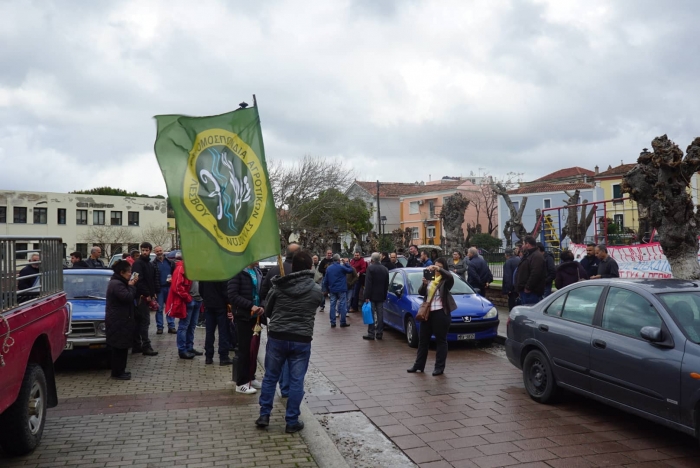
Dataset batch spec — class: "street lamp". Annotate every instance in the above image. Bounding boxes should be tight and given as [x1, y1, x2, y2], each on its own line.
[380, 215, 387, 235]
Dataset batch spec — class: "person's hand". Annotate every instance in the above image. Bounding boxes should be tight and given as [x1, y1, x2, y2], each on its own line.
[485, 283, 490, 289]
[422, 278, 429, 285]
[128, 277, 138, 286]
[591, 275, 600, 279]
[524, 288, 531, 293]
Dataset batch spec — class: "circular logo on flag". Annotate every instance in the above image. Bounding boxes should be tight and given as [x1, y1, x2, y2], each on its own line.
[183, 129, 268, 253]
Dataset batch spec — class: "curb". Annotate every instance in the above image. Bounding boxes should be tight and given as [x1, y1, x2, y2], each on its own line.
[256, 333, 350, 468]
[495, 334, 506, 345]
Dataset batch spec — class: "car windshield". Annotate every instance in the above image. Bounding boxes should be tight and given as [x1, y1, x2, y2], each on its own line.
[260, 256, 278, 263]
[64, 274, 111, 300]
[406, 272, 474, 295]
[656, 292, 700, 344]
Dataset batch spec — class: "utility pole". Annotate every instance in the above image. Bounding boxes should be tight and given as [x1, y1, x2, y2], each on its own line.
[376, 180, 381, 236]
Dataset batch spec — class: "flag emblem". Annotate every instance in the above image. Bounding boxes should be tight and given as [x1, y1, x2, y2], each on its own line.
[184, 129, 268, 253]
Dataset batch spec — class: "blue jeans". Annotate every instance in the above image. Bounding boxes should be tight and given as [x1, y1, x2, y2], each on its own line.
[543, 283, 553, 298]
[346, 289, 353, 310]
[519, 292, 542, 306]
[204, 307, 230, 360]
[329, 292, 347, 325]
[279, 362, 290, 397]
[177, 300, 201, 353]
[259, 337, 311, 425]
[155, 287, 175, 330]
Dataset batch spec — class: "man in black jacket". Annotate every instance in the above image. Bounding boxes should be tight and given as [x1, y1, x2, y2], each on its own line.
[405, 245, 423, 268]
[516, 236, 546, 305]
[466, 248, 493, 294]
[317, 249, 333, 311]
[537, 242, 556, 297]
[130, 242, 158, 356]
[579, 243, 599, 278]
[502, 248, 520, 311]
[200, 281, 232, 366]
[363, 252, 389, 341]
[70, 251, 90, 269]
[256, 251, 323, 433]
[85, 246, 105, 268]
[591, 245, 620, 279]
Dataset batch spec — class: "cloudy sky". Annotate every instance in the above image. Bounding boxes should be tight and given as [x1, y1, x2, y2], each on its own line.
[1, 0, 699, 197]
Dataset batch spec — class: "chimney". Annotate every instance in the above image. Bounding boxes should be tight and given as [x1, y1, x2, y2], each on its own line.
[584, 175, 587, 183]
[595, 165, 599, 175]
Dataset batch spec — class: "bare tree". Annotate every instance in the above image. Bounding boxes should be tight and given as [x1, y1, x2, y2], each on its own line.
[493, 183, 529, 246]
[471, 179, 499, 235]
[141, 224, 172, 250]
[440, 193, 470, 251]
[559, 189, 597, 244]
[80, 226, 136, 257]
[268, 155, 355, 245]
[622, 135, 700, 279]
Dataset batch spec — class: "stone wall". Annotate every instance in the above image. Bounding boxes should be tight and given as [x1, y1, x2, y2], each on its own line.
[482, 284, 508, 308]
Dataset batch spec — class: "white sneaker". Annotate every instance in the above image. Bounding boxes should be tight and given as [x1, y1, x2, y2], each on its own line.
[251, 379, 262, 389]
[235, 384, 257, 395]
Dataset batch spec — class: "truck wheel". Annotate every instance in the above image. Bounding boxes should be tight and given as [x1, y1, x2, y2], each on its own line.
[0, 363, 48, 456]
[522, 350, 557, 404]
[405, 316, 419, 348]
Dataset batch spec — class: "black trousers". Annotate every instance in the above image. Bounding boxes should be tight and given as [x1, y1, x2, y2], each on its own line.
[111, 347, 128, 376]
[414, 309, 451, 372]
[235, 319, 255, 386]
[132, 299, 151, 350]
[507, 291, 518, 311]
[205, 307, 230, 360]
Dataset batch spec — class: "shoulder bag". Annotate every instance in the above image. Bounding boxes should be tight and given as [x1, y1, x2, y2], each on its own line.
[416, 283, 437, 322]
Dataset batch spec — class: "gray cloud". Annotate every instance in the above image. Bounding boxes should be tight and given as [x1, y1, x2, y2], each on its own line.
[1, 0, 699, 196]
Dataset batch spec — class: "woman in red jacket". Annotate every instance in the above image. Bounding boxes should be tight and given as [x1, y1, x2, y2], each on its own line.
[165, 256, 194, 359]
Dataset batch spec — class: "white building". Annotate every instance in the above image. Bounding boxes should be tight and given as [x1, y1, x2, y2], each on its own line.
[0, 190, 168, 259]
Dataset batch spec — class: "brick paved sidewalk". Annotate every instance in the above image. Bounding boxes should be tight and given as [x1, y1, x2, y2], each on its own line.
[0, 325, 319, 468]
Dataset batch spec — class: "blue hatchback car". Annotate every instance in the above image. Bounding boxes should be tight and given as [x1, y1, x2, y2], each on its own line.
[63, 269, 113, 351]
[384, 268, 499, 347]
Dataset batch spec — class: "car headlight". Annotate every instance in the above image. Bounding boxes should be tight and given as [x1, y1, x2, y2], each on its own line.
[484, 307, 498, 319]
[97, 322, 106, 335]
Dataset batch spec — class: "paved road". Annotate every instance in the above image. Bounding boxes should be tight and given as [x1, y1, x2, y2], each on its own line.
[306, 305, 700, 467]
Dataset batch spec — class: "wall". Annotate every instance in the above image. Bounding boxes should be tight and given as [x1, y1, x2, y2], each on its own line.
[598, 178, 639, 233]
[0, 190, 168, 257]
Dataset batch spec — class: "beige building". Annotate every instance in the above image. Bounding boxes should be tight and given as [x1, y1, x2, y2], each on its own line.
[0, 190, 168, 259]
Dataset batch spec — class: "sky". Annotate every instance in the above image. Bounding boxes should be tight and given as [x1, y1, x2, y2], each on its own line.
[1, 0, 699, 197]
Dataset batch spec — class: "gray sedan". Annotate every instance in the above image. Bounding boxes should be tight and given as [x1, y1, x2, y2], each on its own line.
[506, 279, 700, 440]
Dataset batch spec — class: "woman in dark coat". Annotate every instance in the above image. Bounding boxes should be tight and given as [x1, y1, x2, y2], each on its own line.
[106, 260, 138, 380]
[408, 257, 457, 376]
[227, 262, 264, 395]
[555, 250, 589, 290]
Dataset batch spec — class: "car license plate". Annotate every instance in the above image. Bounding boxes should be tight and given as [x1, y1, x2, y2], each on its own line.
[457, 333, 475, 341]
[64, 342, 73, 350]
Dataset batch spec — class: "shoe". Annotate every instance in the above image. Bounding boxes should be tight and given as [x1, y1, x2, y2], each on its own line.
[330, 324, 336, 328]
[235, 384, 257, 395]
[196, 323, 206, 329]
[111, 373, 131, 380]
[362, 335, 375, 340]
[188, 349, 203, 356]
[250, 379, 262, 389]
[407, 366, 424, 373]
[205, 358, 213, 365]
[255, 414, 270, 428]
[432, 370, 444, 376]
[142, 348, 159, 356]
[168, 328, 177, 334]
[340, 323, 350, 328]
[178, 352, 195, 359]
[156, 329, 163, 335]
[376, 335, 383, 340]
[131, 348, 143, 354]
[219, 357, 233, 366]
[285, 421, 305, 433]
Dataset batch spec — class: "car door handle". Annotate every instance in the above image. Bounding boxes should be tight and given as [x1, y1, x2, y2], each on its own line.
[592, 339, 607, 349]
[538, 324, 549, 332]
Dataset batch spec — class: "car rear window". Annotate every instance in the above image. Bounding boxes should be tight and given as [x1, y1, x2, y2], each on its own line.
[656, 292, 700, 344]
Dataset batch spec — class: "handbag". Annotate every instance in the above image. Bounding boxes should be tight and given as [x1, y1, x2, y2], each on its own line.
[416, 283, 438, 322]
[362, 302, 374, 325]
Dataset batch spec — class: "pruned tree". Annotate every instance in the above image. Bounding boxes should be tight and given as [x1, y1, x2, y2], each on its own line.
[268, 156, 355, 246]
[471, 179, 499, 235]
[493, 183, 528, 247]
[141, 224, 172, 250]
[440, 192, 470, 251]
[622, 135, 700, 279]
[559, 189, 597, 244]
[390, 228, 412, 252]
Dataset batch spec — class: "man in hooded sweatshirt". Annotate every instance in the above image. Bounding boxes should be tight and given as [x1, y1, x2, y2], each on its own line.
[255, 251, 323, 434]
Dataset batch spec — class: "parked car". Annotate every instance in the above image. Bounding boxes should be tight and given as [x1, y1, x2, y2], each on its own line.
[165, 249, 181, 259]
[384, 268, 499, 347]
[259, 255, 280, 277]
[0, 236, 71, 456]
[506, 279, 700, 441]
[107, 252, 155, 268]
[63, 269, 112, 351]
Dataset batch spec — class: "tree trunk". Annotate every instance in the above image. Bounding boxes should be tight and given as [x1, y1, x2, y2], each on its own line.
[493, 182, 528, 246]
[622, 135, 700, 280]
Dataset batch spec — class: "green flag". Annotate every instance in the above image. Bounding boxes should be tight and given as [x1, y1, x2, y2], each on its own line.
[154, 106, 279, 280]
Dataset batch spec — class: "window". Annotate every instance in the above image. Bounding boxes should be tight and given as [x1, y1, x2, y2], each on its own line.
[426, 226, 436, 239]
[389, 272, 405, 296]
[16, 242, 28, 260]
[602, 287, 662, 339]
[428, 200, 436, 218]
[110, 211, 122, 226]
[613, 214, 624, 229]
[411, 227, 419, 239]
[75, 243, 88, 259]
[128, 211, 139, 226]
[128, 243, 139, 253]
[658, 292, 700, 344]
[546, 294, 566, 317]
[76, 209, 88, 225]
[512, 201, 520, 212]
[612, 184, 622, 199]
[0, 206, 5, 223]
[560, 286, 605, 325]
[13, 207, 27, 224]
[33, 207, 47, 224]
[543, 199, 551, 209]
[93, 210, 105, 225]
[110, 244, 123, 256]
[57, 208, 66, 225]
[409, 201, 420, 214]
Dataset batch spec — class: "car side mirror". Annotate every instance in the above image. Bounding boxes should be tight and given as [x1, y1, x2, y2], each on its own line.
[640, 326, 663, 343]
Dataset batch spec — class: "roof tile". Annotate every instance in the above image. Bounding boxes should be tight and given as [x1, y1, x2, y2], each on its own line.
[596, 163, 636, 178]
[531, 166, 595, 182]
[354, 180, 464, 197]
[507, 182, 596, 195]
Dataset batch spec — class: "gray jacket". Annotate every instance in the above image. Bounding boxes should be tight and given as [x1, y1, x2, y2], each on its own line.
[266, 270, 324, 343]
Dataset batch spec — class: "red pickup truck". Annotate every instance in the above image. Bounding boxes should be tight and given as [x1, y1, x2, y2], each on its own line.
[0, 236, 71, 456]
